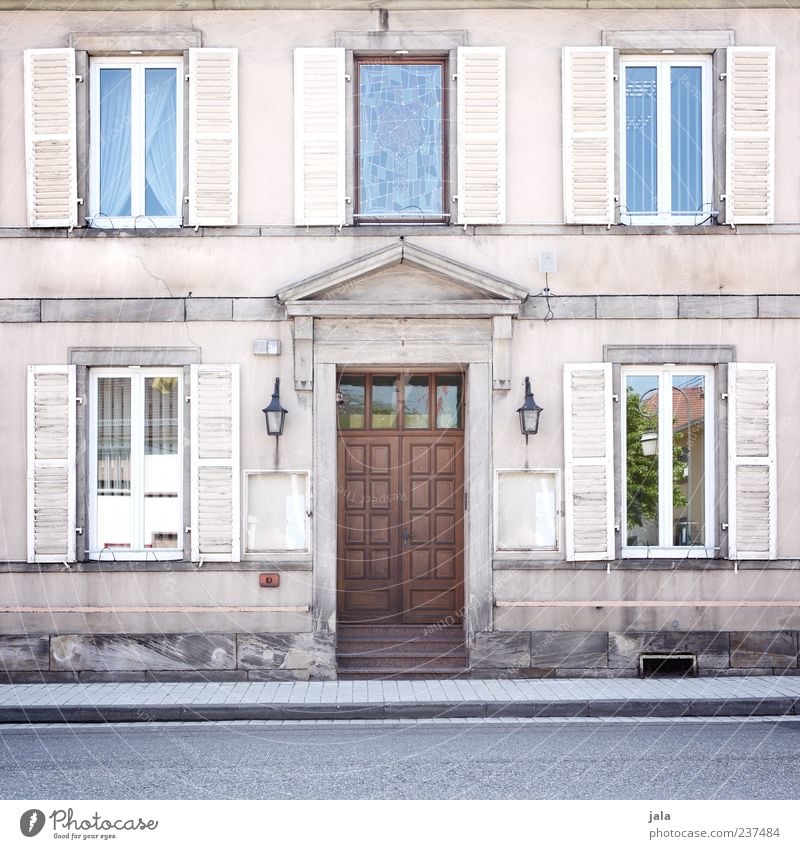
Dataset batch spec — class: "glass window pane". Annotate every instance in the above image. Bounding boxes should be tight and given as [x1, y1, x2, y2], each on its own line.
[338, 376, 366, 430]
[497, 472, 557, 549]
[670, 66, 703, 216]
[247, 473, 307, 551]
[358, 63, 444, 217]
[143, 376, 180, 550]
[99, 68, 132, 217]
[625, 66, 658, 215]
[96, 377, 132, 550]
[371, 376, 398, 429]
[625, 374, 659, 547]
[436, 375, 462, 429]
[404, 376, 430, 429]
[672, 375, 706, 546]
[145, 68, 178, 217]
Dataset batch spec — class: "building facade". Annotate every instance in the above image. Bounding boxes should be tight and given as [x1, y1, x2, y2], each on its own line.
[1, 0, 799, 681]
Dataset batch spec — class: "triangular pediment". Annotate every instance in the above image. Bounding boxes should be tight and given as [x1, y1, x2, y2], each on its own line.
[277, 242, 528, 317]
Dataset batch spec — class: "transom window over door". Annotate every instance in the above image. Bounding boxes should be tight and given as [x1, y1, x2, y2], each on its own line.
[89, 57, 183, 227]
[621, 56, 712, 225]
[355, 57, 446, 222]
[90, 369, 183, 559]
[622, 366, 715, 557]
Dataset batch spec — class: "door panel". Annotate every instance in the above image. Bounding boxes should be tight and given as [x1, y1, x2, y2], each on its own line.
[337, 373, 464, 626]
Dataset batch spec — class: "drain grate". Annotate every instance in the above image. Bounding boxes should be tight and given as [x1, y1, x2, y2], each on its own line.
[639, 653, 697, 678]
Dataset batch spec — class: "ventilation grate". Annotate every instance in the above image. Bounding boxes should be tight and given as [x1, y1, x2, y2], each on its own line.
[639, 653, 697, 678]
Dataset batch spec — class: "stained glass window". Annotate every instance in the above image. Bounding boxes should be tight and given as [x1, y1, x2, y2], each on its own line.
[357, 60, 445, 218]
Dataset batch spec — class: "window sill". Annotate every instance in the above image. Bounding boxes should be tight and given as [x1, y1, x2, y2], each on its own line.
[90, 550, 184, 562]
[87, 217, 183, 230]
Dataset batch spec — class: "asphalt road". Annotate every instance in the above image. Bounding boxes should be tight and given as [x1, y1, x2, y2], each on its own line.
[1, 719, 799, 800]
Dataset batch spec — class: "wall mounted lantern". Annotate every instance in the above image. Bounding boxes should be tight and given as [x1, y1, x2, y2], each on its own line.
[263, 378, 288, 438]
[640, 431, 658, 456]
[517, 376, 543, 442]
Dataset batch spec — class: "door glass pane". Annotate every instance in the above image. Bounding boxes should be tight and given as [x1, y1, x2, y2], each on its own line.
[358, 63, 444, 217]
[143, 376, 180, 549]
[672, 374, 705, 546]
[670, 66, 703, 216]
[96, 377, 132, 550]
[246, 473, 308, 552]
[145, 67, 178, 217]
[404, 376, 430, 429]
[99, 68, 132, 217]
[436, 375, 462, 429]
[497, 472, 557, 549]
[625, 374, 659, 547]
[338, 376, 366, 429]
[625, 66, 658, 215]
[371, 376, 398, 429]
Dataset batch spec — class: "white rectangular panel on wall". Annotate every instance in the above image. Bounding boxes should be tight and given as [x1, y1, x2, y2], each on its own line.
[27, 365, 76, 562]
[728, 363, 776, 559]
[562, 47, 615, 225]
[457, 46, 506, 225]
[294, 47, 345, 226]
[725, 47, 775, 225]
[563, 363, 615, 560]
[189, 48, 239, 226]
[190, 364, 240, 561]
[23, 48, 78, 228]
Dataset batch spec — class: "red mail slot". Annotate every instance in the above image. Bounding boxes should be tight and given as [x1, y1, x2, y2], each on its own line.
[259, 573, 280, 588]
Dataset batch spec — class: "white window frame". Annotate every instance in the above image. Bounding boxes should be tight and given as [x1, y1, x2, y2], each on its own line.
[621, 365, 716, 558]
[88, 56, 184, 229]
[89, 368, 184, 560]
[494, 468, 560, 553]
[619, 54, 713, 226]
[243, 470, 311, 555]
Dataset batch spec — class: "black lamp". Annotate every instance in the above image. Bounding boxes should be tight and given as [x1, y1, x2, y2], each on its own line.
[263, 378, 288, 438]
[517, 376, 543, 442]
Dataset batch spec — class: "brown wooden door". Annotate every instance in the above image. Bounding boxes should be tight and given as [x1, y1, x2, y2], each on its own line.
[337, 372, 465, 625]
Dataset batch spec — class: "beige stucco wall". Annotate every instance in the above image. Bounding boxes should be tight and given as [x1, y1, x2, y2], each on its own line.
[0, 6, 799, 228]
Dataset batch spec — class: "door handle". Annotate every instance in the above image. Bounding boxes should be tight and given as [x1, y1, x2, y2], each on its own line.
[401, 528, 412, 547]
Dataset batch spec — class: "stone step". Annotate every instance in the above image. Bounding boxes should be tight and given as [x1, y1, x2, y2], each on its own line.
[338, 669, 472, 680]
[337, 654, 468, 672]
[337, 625, 464, 641]
[337, 640, 467, 656]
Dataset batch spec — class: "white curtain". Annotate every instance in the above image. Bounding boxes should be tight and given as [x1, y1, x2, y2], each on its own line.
[99, 68, 132, 217]
[144, 68, 177, 217]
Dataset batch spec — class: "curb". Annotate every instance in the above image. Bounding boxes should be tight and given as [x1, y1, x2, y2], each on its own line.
[0, 697, 798, 724]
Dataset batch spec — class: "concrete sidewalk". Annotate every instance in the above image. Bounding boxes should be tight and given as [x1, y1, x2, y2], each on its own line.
[2, 675, 800, 723]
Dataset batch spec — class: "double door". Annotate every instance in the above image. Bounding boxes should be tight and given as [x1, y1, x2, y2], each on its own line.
[336, 372, 465, 625]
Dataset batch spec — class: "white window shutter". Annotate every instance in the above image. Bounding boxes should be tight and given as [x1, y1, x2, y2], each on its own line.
[190, 364, 241, 562]
[23, 48, 78, 228]
[294, 47, 345, 226]
[457, 46, 506, 225]
[189, 48, 238, 226]
[725, 47, 775, 225]
[563, 363, 615, 561]
[27, 365, 76, 563]
[562, 47, 615, 225]
[728, 363, 776, 559]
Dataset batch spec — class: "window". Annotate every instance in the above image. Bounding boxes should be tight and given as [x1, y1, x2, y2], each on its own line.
[622, 366, 715, 556]
[245, 471, 309, 553]
[90, 369, 183, 558]
[495, 470, 559, 551]
[89, 57, 183, 227]
[355, 57, 447, 222]
[620, 56, 712, 225]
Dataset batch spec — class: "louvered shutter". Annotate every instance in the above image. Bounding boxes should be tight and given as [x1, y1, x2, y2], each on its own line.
[725, 47, 775, 225]
[562, 47, 615, 225]
[457, 46, 506, 225]
[188, 48, 238, 226]
[728, 363, 776, 559]
[294, 48, 345, 226]
[190, 364, 240, 561]
[563, 363, 615, 561]
[23, 48, 78, 228]
[27, 366, 76, 563]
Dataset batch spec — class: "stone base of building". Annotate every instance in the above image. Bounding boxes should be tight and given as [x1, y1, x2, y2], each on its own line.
[471, 630, 800, 678]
